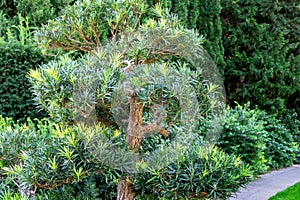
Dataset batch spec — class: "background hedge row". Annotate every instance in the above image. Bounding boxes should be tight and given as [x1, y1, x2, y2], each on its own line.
[221, 0, 300, 115]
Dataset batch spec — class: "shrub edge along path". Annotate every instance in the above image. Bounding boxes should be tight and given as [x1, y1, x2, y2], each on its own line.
[228, 165, 300, 200]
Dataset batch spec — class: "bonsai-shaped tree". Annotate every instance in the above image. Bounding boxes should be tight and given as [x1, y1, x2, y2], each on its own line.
[29, 0, 226, 199]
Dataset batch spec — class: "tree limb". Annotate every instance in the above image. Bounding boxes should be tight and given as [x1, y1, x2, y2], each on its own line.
[141, 111, 168, 137]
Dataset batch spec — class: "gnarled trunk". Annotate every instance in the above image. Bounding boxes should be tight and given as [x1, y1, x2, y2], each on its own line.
[116, 91, 168, 199]
[117, 95, 143, 200]
[117, 177, 136, 200]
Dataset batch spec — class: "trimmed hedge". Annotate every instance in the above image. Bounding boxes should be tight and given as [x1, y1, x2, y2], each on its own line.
[0, 38, 49, 122]
[221, 0, 300, 114]
[218, 104, 268, 174]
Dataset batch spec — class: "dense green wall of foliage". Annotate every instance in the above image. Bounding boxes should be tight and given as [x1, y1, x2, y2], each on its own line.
[220, 0, 300, 114]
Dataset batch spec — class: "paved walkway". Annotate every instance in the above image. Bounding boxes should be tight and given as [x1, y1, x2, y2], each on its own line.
[228, 165, 300, 200]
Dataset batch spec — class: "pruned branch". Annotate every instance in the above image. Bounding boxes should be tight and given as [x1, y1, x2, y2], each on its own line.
[141, 120, 168, 137]
[141, 104, 168, 137]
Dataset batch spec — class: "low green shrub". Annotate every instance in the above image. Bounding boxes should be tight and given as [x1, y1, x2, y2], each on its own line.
[0, 116, 253, 199]
[218, 103, 268, 173]
[0, 115, 119, 199]
[278, 110, 300, 163]
[259, 113, 297, 169]
[0, 116, 54, 173]
[0, 116, 54, 198]
[134, 146, 253, 200]
[218, 103, 298, 174]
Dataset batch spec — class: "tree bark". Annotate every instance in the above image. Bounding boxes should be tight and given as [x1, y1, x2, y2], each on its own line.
[117, 95, 143, 200]
[117, 93, 168, 200]
[117, 177, 136, 200]
[126, 96, 144, 151]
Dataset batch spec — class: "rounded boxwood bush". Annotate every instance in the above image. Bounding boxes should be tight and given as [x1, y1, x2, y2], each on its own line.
[0, 22, 50, 123]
